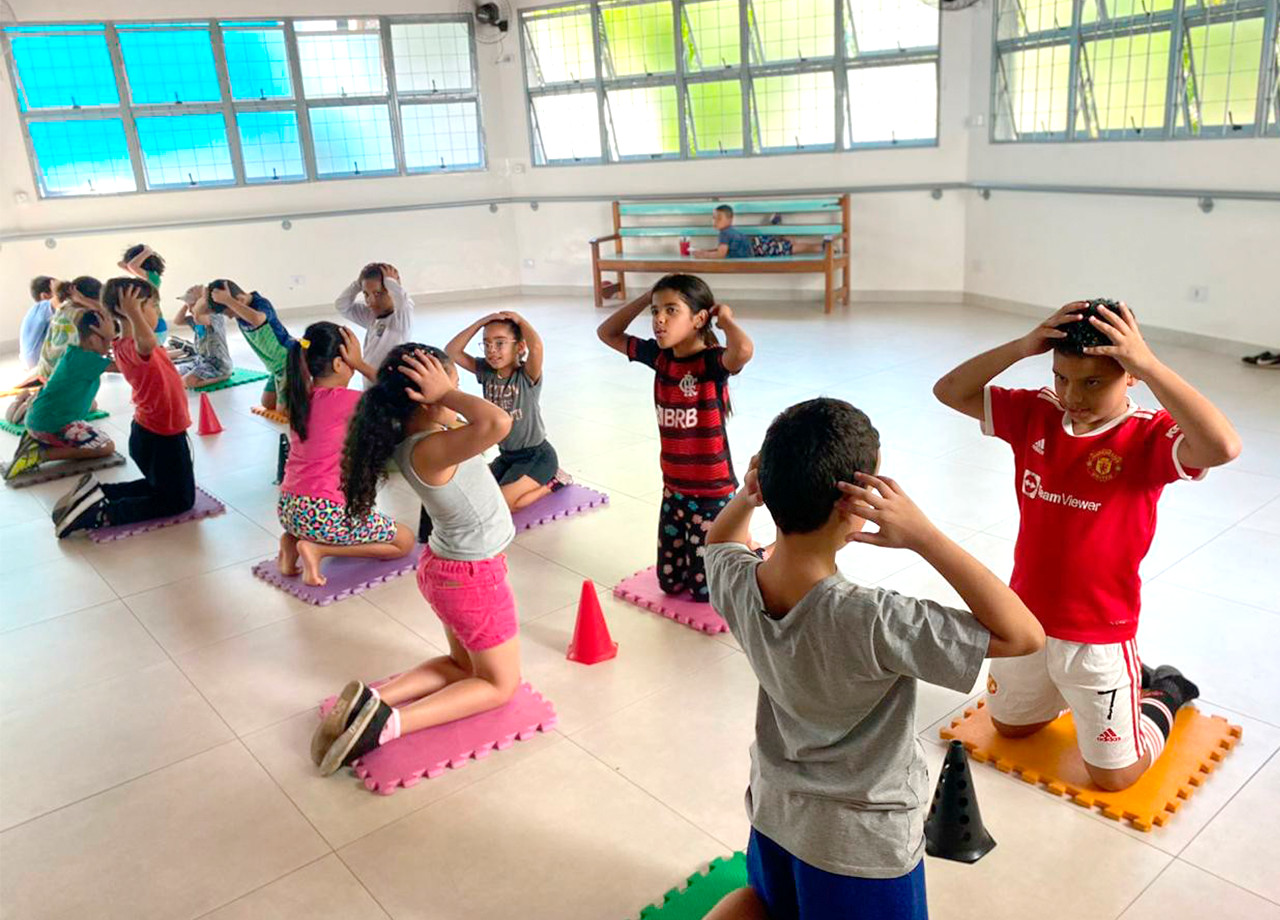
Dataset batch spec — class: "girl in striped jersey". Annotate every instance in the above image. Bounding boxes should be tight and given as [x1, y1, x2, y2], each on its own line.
[598, 274, 754, 601]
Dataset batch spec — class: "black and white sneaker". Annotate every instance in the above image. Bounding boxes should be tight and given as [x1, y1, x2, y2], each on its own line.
[310, 680, 373, 766]
[55, 487, 106, 539]
[319, 696, 393, 776]
[52, 473, 100, 527]
[1242, 350, 1280, 367]
[1149, 664, 1200, 708]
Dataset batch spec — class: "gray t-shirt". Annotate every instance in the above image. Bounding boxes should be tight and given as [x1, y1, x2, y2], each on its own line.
[475, 360, 546, 453]
[395, 430, 515, 560]
[194, 312, 232, 373]
[704, 542, 989, 878]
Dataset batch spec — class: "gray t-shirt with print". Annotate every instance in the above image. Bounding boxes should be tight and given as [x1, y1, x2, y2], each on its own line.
[704, 542, 989, 878]
[475, 359, 547, 453]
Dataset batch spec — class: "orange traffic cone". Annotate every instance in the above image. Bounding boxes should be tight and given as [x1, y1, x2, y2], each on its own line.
[567, 580, 617, 665]
[198, 393, 223, 435]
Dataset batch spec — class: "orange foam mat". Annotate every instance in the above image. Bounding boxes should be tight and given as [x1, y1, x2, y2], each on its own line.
[251, 405, 289, 424]
[939, 700, 1242, 831]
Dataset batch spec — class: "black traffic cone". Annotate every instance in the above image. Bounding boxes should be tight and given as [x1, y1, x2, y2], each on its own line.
[925, 739, 996, 863]
[274, 433, 290, 485]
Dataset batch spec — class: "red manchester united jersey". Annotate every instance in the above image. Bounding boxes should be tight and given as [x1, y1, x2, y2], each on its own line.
[627, 336, 737, 497]
[984, 386, 1204, 643]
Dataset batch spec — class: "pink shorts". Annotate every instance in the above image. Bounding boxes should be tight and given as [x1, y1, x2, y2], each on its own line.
[416, 550, 518, 652]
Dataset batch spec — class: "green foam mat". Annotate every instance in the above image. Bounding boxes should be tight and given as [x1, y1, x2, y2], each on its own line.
[0, 408, 109, 437]
[189, 366, 271, 392]
[636, 853, 747, 920]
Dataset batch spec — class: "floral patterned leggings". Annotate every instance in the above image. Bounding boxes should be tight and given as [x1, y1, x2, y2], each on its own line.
[656, 488, 732, 602]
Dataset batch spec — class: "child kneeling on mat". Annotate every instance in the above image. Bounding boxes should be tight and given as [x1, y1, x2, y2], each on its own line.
[598, 274, 753, 602]
[701, 399, 1044, 920]
[933, 299, 1241, 791]
[277, 321, 415, 586]
[6, 311, 116, 481]
[207, 279, 294, 410]
[173, 285, 232, 389]
[445, 310, 569, 511]
[312, 345, 519, 776]
[55, 278, 195, 538]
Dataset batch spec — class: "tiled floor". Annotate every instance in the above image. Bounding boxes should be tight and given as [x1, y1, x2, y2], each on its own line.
[2, 296, 1279, 920]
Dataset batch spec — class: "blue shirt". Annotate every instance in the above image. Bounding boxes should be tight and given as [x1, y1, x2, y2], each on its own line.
[20, 300, 53, 368]
[236, 292, 293, 346]
[719, 227, 752, 259]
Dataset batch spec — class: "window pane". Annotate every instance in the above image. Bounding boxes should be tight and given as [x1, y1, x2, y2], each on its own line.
[600, 0, 676, 77]
[751, 71, 835, 150]
[135, 113, 235, 188]
[846, 62, 936, 143]
[522, 5, 598, 87]
[297, 21, 387, 98]
[222, 26, 293, 99]
[118, 26, 221, 105]
[1269, 19, 1280, 134]
[309, 104, 397, 176]
[1081, 0, 1175, 25]
[530, 92, 602, 162]
[1177, 16, 1265, 135]
[995, 0, 1074, 39]
[29, 118, 135, 195]
[993, 44, 1072, 139]
[750, 0, 835, 64]
[237, 110, 306, 182]
[845, 0, 938, 54]
[402, 102, 482, 170]
[684, 0, 741, 71]
[606, 85, 679, 157]
[7, 26, 118, 111]
[687, 80, 744, 155]
[391, 22, 474, 93]
[1077, 31, 1170, 136]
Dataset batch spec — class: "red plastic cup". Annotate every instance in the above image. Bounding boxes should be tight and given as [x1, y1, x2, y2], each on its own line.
[679, 238, 691, 256]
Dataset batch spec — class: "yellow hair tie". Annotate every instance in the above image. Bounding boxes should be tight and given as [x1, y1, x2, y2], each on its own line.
[299, 338, 310, 349]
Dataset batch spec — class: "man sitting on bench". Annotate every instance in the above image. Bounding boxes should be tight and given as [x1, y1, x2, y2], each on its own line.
[690, 205, 828, 259]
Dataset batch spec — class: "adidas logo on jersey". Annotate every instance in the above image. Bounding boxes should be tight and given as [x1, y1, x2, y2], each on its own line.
[1096, 728, 1122, 743]
[1032, 439, 1045, 455]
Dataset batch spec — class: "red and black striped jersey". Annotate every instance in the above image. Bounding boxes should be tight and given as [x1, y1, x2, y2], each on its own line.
[627, 336, 738, 497]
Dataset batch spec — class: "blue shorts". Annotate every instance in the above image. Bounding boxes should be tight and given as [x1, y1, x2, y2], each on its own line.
[746, 828, 928, 920]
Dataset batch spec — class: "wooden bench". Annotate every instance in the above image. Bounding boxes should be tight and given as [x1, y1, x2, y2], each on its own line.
[589, 195, 851, 314]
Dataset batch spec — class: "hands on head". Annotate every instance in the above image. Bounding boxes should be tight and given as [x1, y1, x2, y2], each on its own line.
[398, 349, 454, 405]
[338, 325, 363, 369]
[835, 472, 937, 552]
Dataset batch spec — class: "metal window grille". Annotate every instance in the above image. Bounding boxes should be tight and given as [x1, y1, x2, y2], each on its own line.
[0, 15, 487, 198]
[992, 0, 1280, 141]
[519, 0, 940, 166]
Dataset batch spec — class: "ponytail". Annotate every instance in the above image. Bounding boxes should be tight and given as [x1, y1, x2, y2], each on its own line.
[285, 321, 348, 442]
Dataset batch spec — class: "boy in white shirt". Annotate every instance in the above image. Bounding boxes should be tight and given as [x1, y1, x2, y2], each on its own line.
[335, 262, 414, 385]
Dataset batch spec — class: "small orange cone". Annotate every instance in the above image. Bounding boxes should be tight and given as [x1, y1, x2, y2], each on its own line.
[198, 393, 223, 435]
[567, 580, 618, 665]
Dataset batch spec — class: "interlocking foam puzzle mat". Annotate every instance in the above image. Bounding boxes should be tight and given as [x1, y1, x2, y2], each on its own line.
[87, 486, 226, 542]
[250, 405, 290, 424]
[318, 680, 557, 794]
[635, 853, 748, 920]
[252, 543, 424, 605]
[511, 484, 609, 531]
[3, 451, 126, 489]
[188, 367, 270, 392]
[0, 408, 109, 437]
[939, 700, 1242, 831]
[614, 567, 729, 635]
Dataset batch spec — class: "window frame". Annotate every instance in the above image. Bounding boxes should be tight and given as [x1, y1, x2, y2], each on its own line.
[0, 14, 486, 198]
[519, 0, 942, 168]
[991, 0, 1280, 142]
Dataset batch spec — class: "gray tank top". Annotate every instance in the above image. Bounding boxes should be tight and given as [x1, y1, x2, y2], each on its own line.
[394, 430, 515, 561]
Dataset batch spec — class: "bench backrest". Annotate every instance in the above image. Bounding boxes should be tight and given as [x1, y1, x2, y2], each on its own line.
[612, 195, 849, 240]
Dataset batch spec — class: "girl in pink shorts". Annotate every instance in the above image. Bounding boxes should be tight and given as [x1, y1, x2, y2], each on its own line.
[312, 344, 521, 776]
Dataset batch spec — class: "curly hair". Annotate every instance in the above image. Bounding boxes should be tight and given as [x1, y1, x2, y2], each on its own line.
[340, 343, 452, 521]
[1054, 298, 1133, 356]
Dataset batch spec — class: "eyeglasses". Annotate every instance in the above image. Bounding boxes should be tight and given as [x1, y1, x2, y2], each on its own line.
[483, 339, 513, 350]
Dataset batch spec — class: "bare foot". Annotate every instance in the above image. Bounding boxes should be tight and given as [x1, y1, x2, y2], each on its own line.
[297, 540, 328, 586]
[279, 539, 301, 576]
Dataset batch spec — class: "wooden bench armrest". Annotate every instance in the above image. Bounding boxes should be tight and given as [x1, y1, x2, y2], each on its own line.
[589, 233, 621, 245]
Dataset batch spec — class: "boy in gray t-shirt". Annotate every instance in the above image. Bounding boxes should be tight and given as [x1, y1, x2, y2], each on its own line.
[702, 397, 1044, 920]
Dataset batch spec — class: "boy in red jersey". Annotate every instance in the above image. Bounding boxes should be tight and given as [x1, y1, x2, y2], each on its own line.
[933, 299, 1241, 790]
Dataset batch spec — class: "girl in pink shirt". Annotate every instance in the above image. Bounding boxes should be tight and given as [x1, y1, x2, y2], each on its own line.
[278, 321, 414, 585]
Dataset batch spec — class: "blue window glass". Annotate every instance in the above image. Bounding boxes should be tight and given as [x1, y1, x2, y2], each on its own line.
[28, 118, 135, 196]
[135, 113, 235, 188]
[118, 26, 221, 104]
[402, 102, 482, 170]
[309, 104, 396, 176]
[7, 26, 118, 111]
[237, 110, 306, 182]
[223, 27, 294, 100]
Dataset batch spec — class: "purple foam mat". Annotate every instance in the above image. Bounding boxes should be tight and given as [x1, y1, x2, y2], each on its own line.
[87, 486, 225, 542]
[3, 452, 126, 490]
[253, 543, 424, 605]
[318, 681, 557, 794]
[614, 567, 729, 635]
[511, 484, 609, 531]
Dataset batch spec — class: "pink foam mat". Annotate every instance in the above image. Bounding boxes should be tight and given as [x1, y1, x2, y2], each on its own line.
[510, 484, 609, 531]
[3, 451, 125, 490]
[318, 681, 557, 794]
[613, 567, 729, 635]
[252, 543, 425, 605]
[87, 486, 225, 542]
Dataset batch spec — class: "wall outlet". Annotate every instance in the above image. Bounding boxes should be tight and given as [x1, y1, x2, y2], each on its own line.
[1189, 285, 1209, 302]
[523, 259, 535, 269]
[512, 161, 526, 174]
